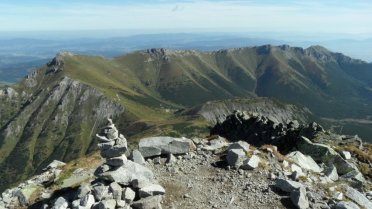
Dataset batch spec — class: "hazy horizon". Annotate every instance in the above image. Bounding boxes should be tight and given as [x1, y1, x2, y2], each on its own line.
[1, 0, 372, 38]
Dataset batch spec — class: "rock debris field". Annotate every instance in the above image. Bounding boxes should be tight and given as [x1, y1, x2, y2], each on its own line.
[1, 113, 372, 209]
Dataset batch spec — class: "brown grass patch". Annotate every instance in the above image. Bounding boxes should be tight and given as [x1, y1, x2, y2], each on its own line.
[334, 144, 372, 163]
[259, 144, 289, 162]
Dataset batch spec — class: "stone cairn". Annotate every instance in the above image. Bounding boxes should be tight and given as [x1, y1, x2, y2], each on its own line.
[54, 118, 165, 209]
[96, 118, 128, 169]
[87, 119, 165, 209]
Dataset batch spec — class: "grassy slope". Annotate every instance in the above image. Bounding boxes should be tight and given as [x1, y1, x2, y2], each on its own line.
[1, 45, 372, 191]
[63, 47, 372, 137]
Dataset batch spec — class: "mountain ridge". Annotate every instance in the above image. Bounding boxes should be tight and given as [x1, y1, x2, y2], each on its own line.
[1, 44, 372, 192]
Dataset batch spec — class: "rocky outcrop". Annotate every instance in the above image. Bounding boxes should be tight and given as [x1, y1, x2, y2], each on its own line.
[295, 137, 358, 176]
[210, 110, 323, 152]
[0, 160, 66, 208]
[180, 98, 310, 125]
[138, 136, 195, 158]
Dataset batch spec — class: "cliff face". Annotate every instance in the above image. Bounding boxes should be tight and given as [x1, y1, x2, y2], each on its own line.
[0, 54, 124, 191]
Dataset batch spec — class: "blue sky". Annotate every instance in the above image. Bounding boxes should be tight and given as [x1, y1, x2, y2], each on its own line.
[1, 0, 371, 38]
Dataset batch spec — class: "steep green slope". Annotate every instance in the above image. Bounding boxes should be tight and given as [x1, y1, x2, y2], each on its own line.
[1, 45, 372, 191]
[0, 57, 125, 191]
[110, 46, 372, 120]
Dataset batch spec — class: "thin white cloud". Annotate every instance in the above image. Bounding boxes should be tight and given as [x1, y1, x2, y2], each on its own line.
[0, 0, 371, 36]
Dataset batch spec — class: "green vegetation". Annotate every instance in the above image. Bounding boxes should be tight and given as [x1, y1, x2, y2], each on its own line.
[1, 45, 372, 192]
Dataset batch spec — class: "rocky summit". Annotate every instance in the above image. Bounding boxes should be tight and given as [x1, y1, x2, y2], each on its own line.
[0, 113, 371, 209]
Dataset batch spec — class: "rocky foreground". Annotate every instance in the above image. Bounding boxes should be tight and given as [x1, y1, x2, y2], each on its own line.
[0, 112, 371, 209]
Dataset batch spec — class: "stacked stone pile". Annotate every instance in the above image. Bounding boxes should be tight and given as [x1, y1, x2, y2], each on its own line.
[49, 119, 165, 209]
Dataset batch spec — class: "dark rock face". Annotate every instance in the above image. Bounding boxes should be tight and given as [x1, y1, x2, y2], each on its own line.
[210, 111, 323, 153]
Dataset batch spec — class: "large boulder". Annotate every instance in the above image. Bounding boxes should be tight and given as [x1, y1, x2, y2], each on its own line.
[201, 136, 229, 151]
[345, 186, 372, 209]
[97, 161, 154, 186]
[286, 151, 321, 173]
[340, 170, 365, 183]
[139, 136, 195, 158]
[296, 137, 355, 175]
[335, 201, 360, 209]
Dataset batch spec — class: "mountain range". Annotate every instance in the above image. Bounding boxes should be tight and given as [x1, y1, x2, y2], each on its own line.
[0, 44, 372, 192]
[1, 33, 372, 83]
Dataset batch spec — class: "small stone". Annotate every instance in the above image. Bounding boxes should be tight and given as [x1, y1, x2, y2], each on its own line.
[80, 194, 95, 208]
[166, 154, 177, 164]
[333, 192, 343, 201]
[153, 157, 162, 164]
[52, 197, 68, 209]
[138, 184, 165, 198]
[97, 199, 116, 209]
[109, 182, 122, 200]
[77, 184, 92, 198]
[324, 165, 338, 181]
[227, 141, 250, 152]
[116, 199, 126, 208]
[275, 178, 303, 193]
[341, 151, 351, 160]
[241, 155, 260, 170]
[130, 149, 146, 165]
[72, 199, 80, 209]
[131, 195, 162, 209]
[93, 184, 109, 201]
[290, 187, 309, 209]
[226, 149, 246, 169]
[268, 172, 277, 180]
[106, 155, 127, 167]
[123, 187, 136, 203]
[43, 160, 66, 171]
